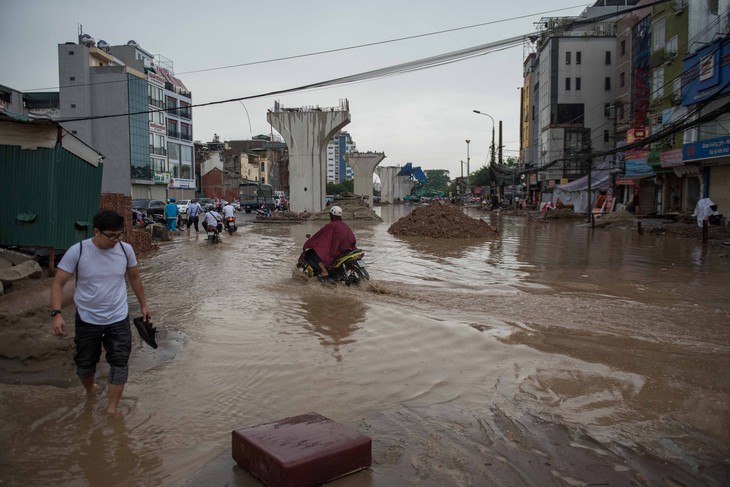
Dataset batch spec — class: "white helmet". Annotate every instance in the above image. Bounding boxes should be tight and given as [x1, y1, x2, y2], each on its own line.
[329, 205, 343, 217]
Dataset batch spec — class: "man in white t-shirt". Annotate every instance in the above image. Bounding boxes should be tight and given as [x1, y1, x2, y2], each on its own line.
[50, 209, 150, 414]
[204, 209, 223, 233]
[222, 202, 235, 219]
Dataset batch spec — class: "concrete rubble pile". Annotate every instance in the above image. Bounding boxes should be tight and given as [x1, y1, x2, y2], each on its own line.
[0, 249, 43, 295]
[388, 202, 499, 238]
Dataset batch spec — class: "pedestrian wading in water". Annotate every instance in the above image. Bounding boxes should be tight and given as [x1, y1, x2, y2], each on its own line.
[50, 209, 151, 414]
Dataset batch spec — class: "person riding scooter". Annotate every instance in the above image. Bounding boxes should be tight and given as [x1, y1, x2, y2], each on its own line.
[203, 208, 223, 234]
[302, 206, 356, 280]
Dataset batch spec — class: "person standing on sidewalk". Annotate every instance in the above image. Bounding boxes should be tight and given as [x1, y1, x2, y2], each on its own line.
[50, 209, 151, 414]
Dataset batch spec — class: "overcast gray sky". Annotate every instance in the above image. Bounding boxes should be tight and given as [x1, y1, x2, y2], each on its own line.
[2, 0, 589, 178]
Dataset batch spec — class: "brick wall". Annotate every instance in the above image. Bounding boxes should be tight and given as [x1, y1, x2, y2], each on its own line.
[99, 193, 158, 254]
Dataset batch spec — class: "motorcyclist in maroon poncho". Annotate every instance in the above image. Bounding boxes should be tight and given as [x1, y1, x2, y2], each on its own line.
[302, 206, 356, 280]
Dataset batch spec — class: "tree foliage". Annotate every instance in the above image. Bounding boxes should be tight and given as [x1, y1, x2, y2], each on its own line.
[326, 179, 354, 195]
[471, 166, 491, 186]
[423, 170, 451, 193]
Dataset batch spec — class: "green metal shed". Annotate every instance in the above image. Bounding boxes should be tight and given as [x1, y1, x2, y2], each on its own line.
[0, 112, 104, 251]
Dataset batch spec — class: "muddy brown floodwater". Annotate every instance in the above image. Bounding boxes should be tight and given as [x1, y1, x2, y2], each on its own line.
[1, 205, 729, 487]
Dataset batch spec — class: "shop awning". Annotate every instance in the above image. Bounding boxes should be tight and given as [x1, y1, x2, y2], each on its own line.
[672, 165, 701, 177]
[556, 170, 610, 191]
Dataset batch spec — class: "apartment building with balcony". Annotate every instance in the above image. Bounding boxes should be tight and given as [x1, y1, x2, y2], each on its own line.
[58, 34, 194, 199]
[520, 1, 640, 210]
[326, 131, 356, 183]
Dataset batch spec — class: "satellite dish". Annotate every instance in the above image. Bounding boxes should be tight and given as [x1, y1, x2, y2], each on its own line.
[127, 40, 138, 46]
[80, 34, 95, 47]
[97, 39, 109, 50]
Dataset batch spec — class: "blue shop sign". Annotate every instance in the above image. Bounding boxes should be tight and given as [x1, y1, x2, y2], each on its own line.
[684, 135, 730, 162]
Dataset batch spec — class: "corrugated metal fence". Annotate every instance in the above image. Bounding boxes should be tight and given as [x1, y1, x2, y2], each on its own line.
[0, 144, 103, 250]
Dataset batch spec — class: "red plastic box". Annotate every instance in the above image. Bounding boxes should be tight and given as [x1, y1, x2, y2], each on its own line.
[232, 412, 371, 487]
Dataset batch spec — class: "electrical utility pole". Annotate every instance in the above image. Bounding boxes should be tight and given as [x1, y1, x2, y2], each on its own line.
[465, 139, 471, 196]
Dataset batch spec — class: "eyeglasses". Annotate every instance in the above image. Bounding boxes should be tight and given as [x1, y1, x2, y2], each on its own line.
[100, 230, 124, 241]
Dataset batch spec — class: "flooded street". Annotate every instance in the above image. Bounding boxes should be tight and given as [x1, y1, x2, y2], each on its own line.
[3, 205, 730, 486]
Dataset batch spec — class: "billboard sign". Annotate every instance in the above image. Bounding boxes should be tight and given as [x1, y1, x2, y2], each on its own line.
[169, 178, 196, 189]
[683, 135, 730, 162]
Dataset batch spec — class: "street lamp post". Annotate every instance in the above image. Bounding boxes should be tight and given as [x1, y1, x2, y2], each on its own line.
[472, 110, 495, 167]
[473, 110, 496, 198]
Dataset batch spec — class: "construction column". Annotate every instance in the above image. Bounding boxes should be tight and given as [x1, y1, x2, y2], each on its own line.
[346, 151, 386, 206]
[267, 100, 350, 213]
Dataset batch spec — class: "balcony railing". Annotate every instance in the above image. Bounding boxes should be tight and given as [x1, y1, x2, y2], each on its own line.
[180, 109, 192, 119]
[147, 96, 164, 108]
[149, 145, 168, 156]
[181, 132, 193, 141]
[167, 129, 180, 138]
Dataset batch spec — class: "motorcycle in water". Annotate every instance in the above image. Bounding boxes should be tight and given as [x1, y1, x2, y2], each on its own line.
[255, 206, 272, 218]
[297, 248, 370, 286]
[206, 226, 221, 244]
[225, 216, 237, 234]
[205, 220, 222, 244]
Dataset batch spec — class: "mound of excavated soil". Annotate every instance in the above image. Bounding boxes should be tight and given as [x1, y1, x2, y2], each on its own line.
[310, 194, 382, 221]
[388, 203, 499, 238]
[593, 209, 638, 227]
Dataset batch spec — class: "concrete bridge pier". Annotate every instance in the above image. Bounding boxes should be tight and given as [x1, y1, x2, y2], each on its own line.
[346, 152, 385, 206]
[376, 166, 417, 203]
[267, 100, 350, 213]
[375, 166, 399, 204]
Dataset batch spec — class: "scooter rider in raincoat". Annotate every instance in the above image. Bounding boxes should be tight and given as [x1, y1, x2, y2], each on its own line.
[302, 206, 356, 280]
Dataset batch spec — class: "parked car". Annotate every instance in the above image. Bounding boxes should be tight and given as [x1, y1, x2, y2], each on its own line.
[132, 199, 166, 216]
[198, 198, 215, 211]
[176, 199, 191, 214]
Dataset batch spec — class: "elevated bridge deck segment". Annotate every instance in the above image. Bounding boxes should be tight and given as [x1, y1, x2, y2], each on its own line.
[267, 100, 350, 213]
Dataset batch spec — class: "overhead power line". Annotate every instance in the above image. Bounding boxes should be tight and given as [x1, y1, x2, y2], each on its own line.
[54, 0, 674, 126]
[23, 4, 589, 92]
[56, 34, 526, 123]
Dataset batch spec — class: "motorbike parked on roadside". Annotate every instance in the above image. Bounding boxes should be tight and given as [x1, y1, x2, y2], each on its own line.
[296, 248, 370, 286]
[255, 206, 272, 218]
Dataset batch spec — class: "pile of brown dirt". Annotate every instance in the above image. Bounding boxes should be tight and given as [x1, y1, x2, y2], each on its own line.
[648, 221, 730, 240]
[388, 202, 499, 238]
[593, 209, 638, 227]
[310, 194, 382, 221]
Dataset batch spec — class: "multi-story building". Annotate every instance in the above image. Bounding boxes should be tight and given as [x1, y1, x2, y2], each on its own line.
[680, 0, 730, 216]
[196, 134, 289, 201]
[520, 1, 641, 210]
[58, 34, 194, 199]
[525, 0, 729, 216]
[326, 131, 356, 183]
